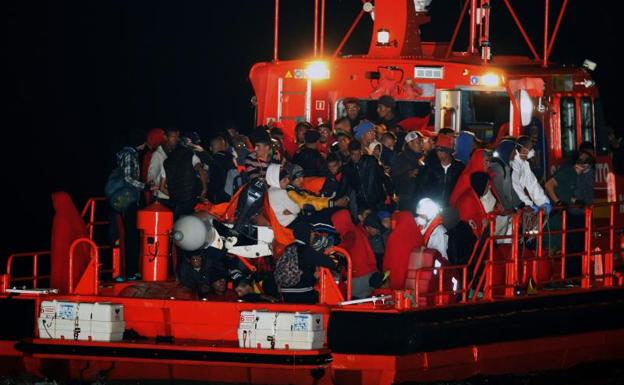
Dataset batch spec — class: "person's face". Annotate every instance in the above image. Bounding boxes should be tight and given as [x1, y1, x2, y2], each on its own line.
[189, 255, 203, 269]
[210, 138, 226, 154]
[319, 127, 331, 142]
[363, 130, 376, 144]
[377, 104, 391, 119]
[235, 283, 252, 298]
[375, 124, 387, 138]
[436, 149, 451, 163]
[381, 217, 391, 230]
[338, 136, 350, 152]
[345, 103, 360, 120]
[256, 143, 271, 159]
[482, 152, 492, 169]
[408, 138, 424, 153]
[518, 143, 533, 160]
[327, 161, 341, 175]
[292, 176, 304, 188]
[358, 209, 372, 224]
[227, 127, 238, 137]
[279, 177, 290, 189]
[381, 136, 395, 150]
[335, 120, 352, 133]
[423, 137, 434, 153]
[365, 226, 380, 237]
[350, 149, 362, 163]
[372, 145, 381, 158]
[212, 278, 226, 295]
[165, 131, 180, 151]
[296, 126, 308, 142]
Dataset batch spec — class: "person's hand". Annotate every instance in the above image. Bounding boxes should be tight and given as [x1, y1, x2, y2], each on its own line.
[542, 203, 552, 216]
[530, 205, 540, 214]
[149, 184, 159, 191]
[334, 196, 349, 207]
[409, 169, 419, 178]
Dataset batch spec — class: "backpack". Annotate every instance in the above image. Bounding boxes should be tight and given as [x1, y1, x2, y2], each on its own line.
[274, 244, 303, 288]
[105, 167, 140, 212]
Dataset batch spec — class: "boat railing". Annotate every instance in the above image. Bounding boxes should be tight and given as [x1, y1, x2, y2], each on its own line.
[410, 200, 624, 308]
[80, 197, 119, 279]
[2, 251, 52, 293]
[318, 246, 353, 305]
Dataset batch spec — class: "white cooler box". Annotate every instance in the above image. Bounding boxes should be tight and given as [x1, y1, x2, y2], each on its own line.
[38, 300, 125, 342]
[238, 310, 324, 350]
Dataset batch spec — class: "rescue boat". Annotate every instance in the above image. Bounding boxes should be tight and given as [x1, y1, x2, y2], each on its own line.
[1, 1, 624, 384]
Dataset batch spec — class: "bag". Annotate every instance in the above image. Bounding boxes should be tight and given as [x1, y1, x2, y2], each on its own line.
[274, 244, 303, 288]
[105, 167, 140, 212]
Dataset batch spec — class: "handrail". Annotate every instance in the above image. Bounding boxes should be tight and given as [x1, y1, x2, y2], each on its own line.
[68, 237, 100, 295]
[330, 246, 353, 301]
[4, 251, 51, 291]
[80, 197, 107, 240]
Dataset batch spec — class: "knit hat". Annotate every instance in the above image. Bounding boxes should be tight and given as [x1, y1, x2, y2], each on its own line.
[354, 120, 375, 140]
[286, 163, 305, 180]
[250, 128, 272, 146]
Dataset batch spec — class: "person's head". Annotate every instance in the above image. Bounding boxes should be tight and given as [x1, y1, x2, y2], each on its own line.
[318, 124, 332, 143]
[435, 133, 454, 164]
[374, 124, 387, 139]
[233, 278, 253, 298]
[357, 207, 372, 224]
[279, 169, 290, 189]
[343, 98, 360, 121]
[381, 132, 396, 150]
[326, 152, 342, 175]
[335, 131, 352, 153]
[574, 151, 595, 174]
[354, 121, 376, 145]
[210, 268, 227, 295]
[287, 163, 305, 188]
[226, 123, 239, 138]
[304, 129, 321, 148]
[270, 126, 284, 142]
[421, 132, 436, 153]
[146, 128, 165, 150]
[404, 131, 424, 154]
[348, 140, 363, 163]
[295, 122, 312, 143]
[251, 128, 272, 159]
[209, 135, 227, 154]
[494, 139, 516, 165]
[579, 141, 595, 155]
[415, 198, 441, 228]
[515, 135, 534, 161]
[188, 254, 203, 269]
[164, 127, 180, 152]
[470, 172, 491, 197]
[334, 117, 352, 133]
[377, 210, 391, 230]
[364, 214, 384, 237]
[377, 95, 396, 120]
[368, 141, 382, 158]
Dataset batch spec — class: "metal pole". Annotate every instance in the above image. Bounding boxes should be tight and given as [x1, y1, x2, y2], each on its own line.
[547, 0, 568, 59]
[273, 0, 279, 61]
[446, 0, 470, 59]
[333, 10, 365, 57]
[320, 0, 326, 56]
[469, 0, 477, 54]
[543, 0, 549, 67]
[314, 0, 319, 57]
[502, 0, 541, 61]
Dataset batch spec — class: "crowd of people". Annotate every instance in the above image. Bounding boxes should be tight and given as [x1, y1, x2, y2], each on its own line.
[108, 94, 619, 303]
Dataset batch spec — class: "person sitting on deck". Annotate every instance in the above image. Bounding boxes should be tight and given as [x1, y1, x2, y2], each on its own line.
[274, 221, 337, 304]
[177, 253, 212, 298]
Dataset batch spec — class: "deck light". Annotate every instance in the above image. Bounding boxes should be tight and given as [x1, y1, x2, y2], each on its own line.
[376, 29, 391, 46]
[481, 73, 501, 87]
[305, 61, 330, 80]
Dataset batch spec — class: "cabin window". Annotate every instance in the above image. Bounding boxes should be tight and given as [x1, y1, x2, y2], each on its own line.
[560, 97, 577, 156]
[594, 98, 609, 155]
[337, 99, 432, 123]
[580, 97, 594, 144]
[460, 91, 510, 143]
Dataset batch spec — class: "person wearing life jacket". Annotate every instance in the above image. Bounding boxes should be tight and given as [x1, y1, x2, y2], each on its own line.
[383, 211, 425, 290]
[454, 131, 477, 164]
[449, 148, 492, 207]
[415, 198, 449, 260]
[455, 172, 499, 238]
[511, 136, 552, 215]
[332, 210, 380, 298]
[274, 220, 337, 304]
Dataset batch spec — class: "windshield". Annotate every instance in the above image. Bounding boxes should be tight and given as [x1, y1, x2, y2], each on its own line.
[460, 91, 510, 143]
[337, 99, 432, 123]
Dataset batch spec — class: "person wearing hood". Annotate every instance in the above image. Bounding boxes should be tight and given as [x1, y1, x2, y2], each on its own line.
[454, 131, 476, 164]
[489, 139, 523, 211]
[274, 221, 337, 303]
[266, 163, 301, 227]
[455, 172, 499, 238]
[332, 210, 380, 298]
[510, 136, 551, 215]
[383, 211, 425, 290]
[415, 198, 449, 260]
[449, 148, 492, 207]
[392, 130, 425, 211]
[354, 120, 377, 149]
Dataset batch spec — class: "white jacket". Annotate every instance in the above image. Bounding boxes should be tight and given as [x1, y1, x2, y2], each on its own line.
[266, 164, 300, 227]
[148, 146, 169, 199]
[510, 153, 549, 207]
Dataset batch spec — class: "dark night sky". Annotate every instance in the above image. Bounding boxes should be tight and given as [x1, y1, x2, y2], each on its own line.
[2, 0, 620, 255]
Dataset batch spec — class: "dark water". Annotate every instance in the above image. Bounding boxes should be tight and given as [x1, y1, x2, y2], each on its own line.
[2, 361, 624, 385]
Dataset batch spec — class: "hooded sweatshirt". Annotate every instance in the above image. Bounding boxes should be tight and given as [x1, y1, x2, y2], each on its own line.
[449, 149, 489, 207]
[331, 210, 378, 278]
[383, 211, 425, 290]
[511, 151, 549, 207]
[266, 164, 300, 227]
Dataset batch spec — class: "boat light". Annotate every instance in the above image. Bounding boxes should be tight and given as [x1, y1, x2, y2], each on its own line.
[481, 73, 501, 87]
[376, 29, 390, 46]
[305, 61, 330, 80]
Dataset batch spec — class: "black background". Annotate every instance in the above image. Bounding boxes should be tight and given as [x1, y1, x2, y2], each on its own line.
[2, 0, 620, 256]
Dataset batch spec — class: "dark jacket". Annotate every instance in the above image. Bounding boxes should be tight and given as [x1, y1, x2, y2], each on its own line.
[164, 146, 198, 203]
[280, 243, 336, 304]
[380, 145, 396, 168]
[208, 151, 236, 204]
[321, 170, 350, 199]
[293, 147, 325, 177]
[391, 147, 423, 197]
[177, 260, 211, 295]
[419, 157, 465, 206]
[343, 154, 388, 210]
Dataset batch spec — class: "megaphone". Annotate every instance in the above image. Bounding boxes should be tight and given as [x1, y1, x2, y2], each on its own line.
[172, 212, 223, 251]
